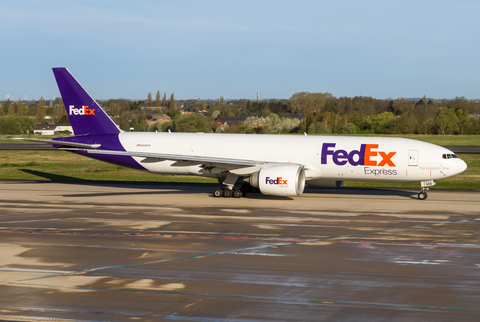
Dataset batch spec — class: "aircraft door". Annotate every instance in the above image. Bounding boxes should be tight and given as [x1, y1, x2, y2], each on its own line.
[408, 150, 418, 166]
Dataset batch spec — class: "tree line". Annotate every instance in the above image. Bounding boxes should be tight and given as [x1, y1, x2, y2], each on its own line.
[145, 93, 480, 135]
[1, 97, 69, 123]
[0, 96, 69, 134]
[1, 91, 480, 135]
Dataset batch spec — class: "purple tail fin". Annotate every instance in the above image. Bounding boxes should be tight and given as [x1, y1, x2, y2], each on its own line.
[53, 68, 121, 136]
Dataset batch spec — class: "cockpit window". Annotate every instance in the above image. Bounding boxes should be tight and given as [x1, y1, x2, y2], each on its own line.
[442, 154, 458, 159]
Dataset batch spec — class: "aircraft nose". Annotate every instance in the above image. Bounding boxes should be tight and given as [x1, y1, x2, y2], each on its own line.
[458, 159, 467, 174]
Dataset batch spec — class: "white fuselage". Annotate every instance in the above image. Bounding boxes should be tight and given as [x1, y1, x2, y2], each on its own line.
[117, 132, 467, 183]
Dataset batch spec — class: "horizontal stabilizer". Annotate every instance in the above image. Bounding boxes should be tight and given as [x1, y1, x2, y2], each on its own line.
[13, 138, 101, 149]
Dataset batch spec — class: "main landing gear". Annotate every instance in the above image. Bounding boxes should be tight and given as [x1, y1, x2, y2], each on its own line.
[213, 173, 243, 198]
[213, 187, 243, 198]
[213, 173, 256, 198]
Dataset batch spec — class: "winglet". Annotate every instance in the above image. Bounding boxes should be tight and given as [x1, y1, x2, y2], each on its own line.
[52, 68, 121, 136]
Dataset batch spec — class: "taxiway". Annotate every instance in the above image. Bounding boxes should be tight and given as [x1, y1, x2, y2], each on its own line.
[0, 181, 479, 321]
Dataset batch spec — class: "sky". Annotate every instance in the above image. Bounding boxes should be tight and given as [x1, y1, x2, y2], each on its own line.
[1, 0, 480, 101]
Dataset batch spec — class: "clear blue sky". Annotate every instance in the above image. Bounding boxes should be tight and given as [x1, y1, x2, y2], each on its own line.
[1, 0, 479, 101]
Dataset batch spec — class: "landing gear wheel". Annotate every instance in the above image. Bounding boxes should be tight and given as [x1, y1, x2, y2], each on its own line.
[240, 185, 248, 197]
[232, 189, 242, 198]
[213, 188, 223, 198]
[418, 191, 428, 200]
[222, 189, 232, 198]
[240, 184, 250, 197]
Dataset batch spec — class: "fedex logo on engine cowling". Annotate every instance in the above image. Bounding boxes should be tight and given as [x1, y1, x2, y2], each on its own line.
[69, 105, 95, 116]
[266, 177, 288, 185]
[321, 143, 396, 167]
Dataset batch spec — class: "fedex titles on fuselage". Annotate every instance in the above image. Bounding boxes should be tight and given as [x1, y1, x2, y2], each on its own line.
[321, 143, 398, 175]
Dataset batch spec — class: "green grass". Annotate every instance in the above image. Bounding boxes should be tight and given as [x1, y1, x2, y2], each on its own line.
[0, 150, 218, 183]
[0, 134, 60, 143]
[2, 133, 480, 145]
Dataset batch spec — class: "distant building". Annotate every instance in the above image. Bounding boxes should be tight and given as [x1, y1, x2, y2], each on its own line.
[214, 114, 303, 128]
[151, 114, 171, 121]
[33, 124, 74, 135]
[214, 114, 263, 128]
[286, 114, 303, 120]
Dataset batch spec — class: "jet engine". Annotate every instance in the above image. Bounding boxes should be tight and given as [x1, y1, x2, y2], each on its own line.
[306, 180, 344, 188]
[245, 165, 305, 197]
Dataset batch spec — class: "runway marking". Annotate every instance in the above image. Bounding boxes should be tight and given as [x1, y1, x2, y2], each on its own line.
[6, 215, 480, 287]
[0, 268, 76, 274]
[234, 252, 287, 257]
[1, 225, 479, 249]
[221, 209, 251, 213]
[6, 282, 480, 313]
[393, 260, 445, 265]
[1, 219, 62, 224]
[0, 305, 151, 321]
[8, 243, 292, 284]
[163, 316, 271, 322]
[0, 241, 213, 253]
[0, 315, 92, 322]
[2, 204, 480, 315]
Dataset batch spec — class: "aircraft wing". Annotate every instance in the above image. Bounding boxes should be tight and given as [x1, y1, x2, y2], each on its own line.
[62, 148, 304, 175]
[13, 138, 307, 175]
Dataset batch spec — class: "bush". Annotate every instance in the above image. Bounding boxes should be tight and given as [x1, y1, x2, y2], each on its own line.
[0, 116, 35, 134]
[174, 114, 214, 133]
[161, 121, 174, 132]
[339, 123, 357, 134]
[308, 122, 332, 134]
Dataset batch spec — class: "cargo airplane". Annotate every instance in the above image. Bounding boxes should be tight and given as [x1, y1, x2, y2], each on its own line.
[16, 68, 468, 200]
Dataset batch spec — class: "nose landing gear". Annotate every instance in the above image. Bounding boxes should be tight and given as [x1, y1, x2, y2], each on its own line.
[418, 189, 428, 200]
[418, 180, 435, 200]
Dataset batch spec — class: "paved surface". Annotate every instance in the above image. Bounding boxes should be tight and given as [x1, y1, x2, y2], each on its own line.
[0, 181, 479, 321]
[443, 145, 480, 154]
[0, 143, 56, 150]
[1, 143, 480, 154]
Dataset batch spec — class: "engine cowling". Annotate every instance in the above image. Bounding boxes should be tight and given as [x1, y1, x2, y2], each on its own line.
[246, 165, 305, 197]
[306, 180, 344, 188]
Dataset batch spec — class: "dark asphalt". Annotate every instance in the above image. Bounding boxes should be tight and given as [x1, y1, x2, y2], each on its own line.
[0, 142, 57, 150]
[0, 181, 479, 321]
[443, 145, 480, 154]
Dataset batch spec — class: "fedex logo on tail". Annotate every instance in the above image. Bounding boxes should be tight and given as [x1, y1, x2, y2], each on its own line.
[321, 143, 396, 167]
[69, 105, 95, 116]
[266, 177, 288, 185]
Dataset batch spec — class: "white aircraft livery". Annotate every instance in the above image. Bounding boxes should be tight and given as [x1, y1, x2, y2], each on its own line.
[18, 68, 467, 200]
